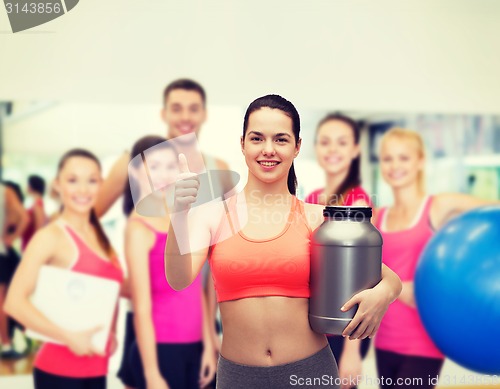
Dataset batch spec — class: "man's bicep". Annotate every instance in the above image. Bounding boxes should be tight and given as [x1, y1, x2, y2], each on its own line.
[95, 153, 129, 217]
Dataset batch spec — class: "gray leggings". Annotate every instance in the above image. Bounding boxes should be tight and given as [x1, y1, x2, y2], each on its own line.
[216, 345, 340, 389]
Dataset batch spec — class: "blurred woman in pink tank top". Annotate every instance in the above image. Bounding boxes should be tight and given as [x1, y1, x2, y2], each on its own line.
[5, 149, 124, 389]
[374, 128, 497, 389]
[305, 113, 372, 389]
[124, 136, 216, 389]
[305, 113, 373, 208]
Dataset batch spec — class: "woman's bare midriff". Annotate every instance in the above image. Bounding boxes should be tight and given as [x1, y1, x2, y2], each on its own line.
[219, 296, 328, 366]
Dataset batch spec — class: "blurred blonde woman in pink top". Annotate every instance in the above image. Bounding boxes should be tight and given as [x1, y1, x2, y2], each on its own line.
[374, 128, 497, 389]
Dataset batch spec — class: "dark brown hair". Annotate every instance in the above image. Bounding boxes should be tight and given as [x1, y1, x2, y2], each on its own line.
[122, 135, 177, 216]
[163, 78, 206, 106]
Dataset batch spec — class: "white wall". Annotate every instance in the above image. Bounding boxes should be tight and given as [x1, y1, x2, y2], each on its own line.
[2, 102, 247, 199]
[3, 102, 243, 157]
[0, 0, 499, 114]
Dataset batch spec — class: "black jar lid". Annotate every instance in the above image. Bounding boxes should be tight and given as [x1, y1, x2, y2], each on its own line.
[323, 206, 372, 219]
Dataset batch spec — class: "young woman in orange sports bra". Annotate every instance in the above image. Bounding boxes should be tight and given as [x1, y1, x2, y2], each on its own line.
[165, 95, 402, 389]
[5, 149, 124, 389]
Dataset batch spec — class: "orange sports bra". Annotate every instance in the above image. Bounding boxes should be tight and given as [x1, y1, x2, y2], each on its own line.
[208, 195, 312, 303]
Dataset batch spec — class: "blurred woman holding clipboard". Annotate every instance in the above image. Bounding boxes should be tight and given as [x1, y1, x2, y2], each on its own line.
[5, 149, 124, 389]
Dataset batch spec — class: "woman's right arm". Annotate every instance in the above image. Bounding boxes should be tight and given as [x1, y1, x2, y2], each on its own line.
[165, 211, 212, 290]
[119, 277, 132, 299]
[126, 220, 169, 389]
[431, 193, 499, 230]
[4, 228, 100, 355]
[398, 281, 416, 308]
[165, 154, 212, 290]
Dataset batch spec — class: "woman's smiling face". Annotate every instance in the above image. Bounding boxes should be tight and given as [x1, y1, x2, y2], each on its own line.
[241, 107, 301, 185]
[315, 119, 359, 175]
[55, 156, 102, 214]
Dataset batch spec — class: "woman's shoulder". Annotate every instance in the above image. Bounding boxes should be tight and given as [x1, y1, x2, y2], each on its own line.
[347, 186, 372, 206]
[302, 202, 325, 231]
[126, 213, 160, 235]
[181, 195, 229, 241]
[304, 188, 323, 204]
[351, 185, 369, 196]
[124, 216, 158, 253]
[192, 194, 228, 219]
[33, 197, 45, 207]
[23, 220, 70, 259]
[35, 219, 66, 241]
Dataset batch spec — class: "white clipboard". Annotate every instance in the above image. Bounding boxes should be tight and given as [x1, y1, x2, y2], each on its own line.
[26, 265, 120, 354]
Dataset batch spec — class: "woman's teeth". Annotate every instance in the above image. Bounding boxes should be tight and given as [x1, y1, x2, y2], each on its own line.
[259, 161, 279, 167]
[73, 197, 91, 204]
[326, 156, 341, 164]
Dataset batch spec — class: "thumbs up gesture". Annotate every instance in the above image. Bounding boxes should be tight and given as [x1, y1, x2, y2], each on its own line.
[174, 154, 200, 213]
